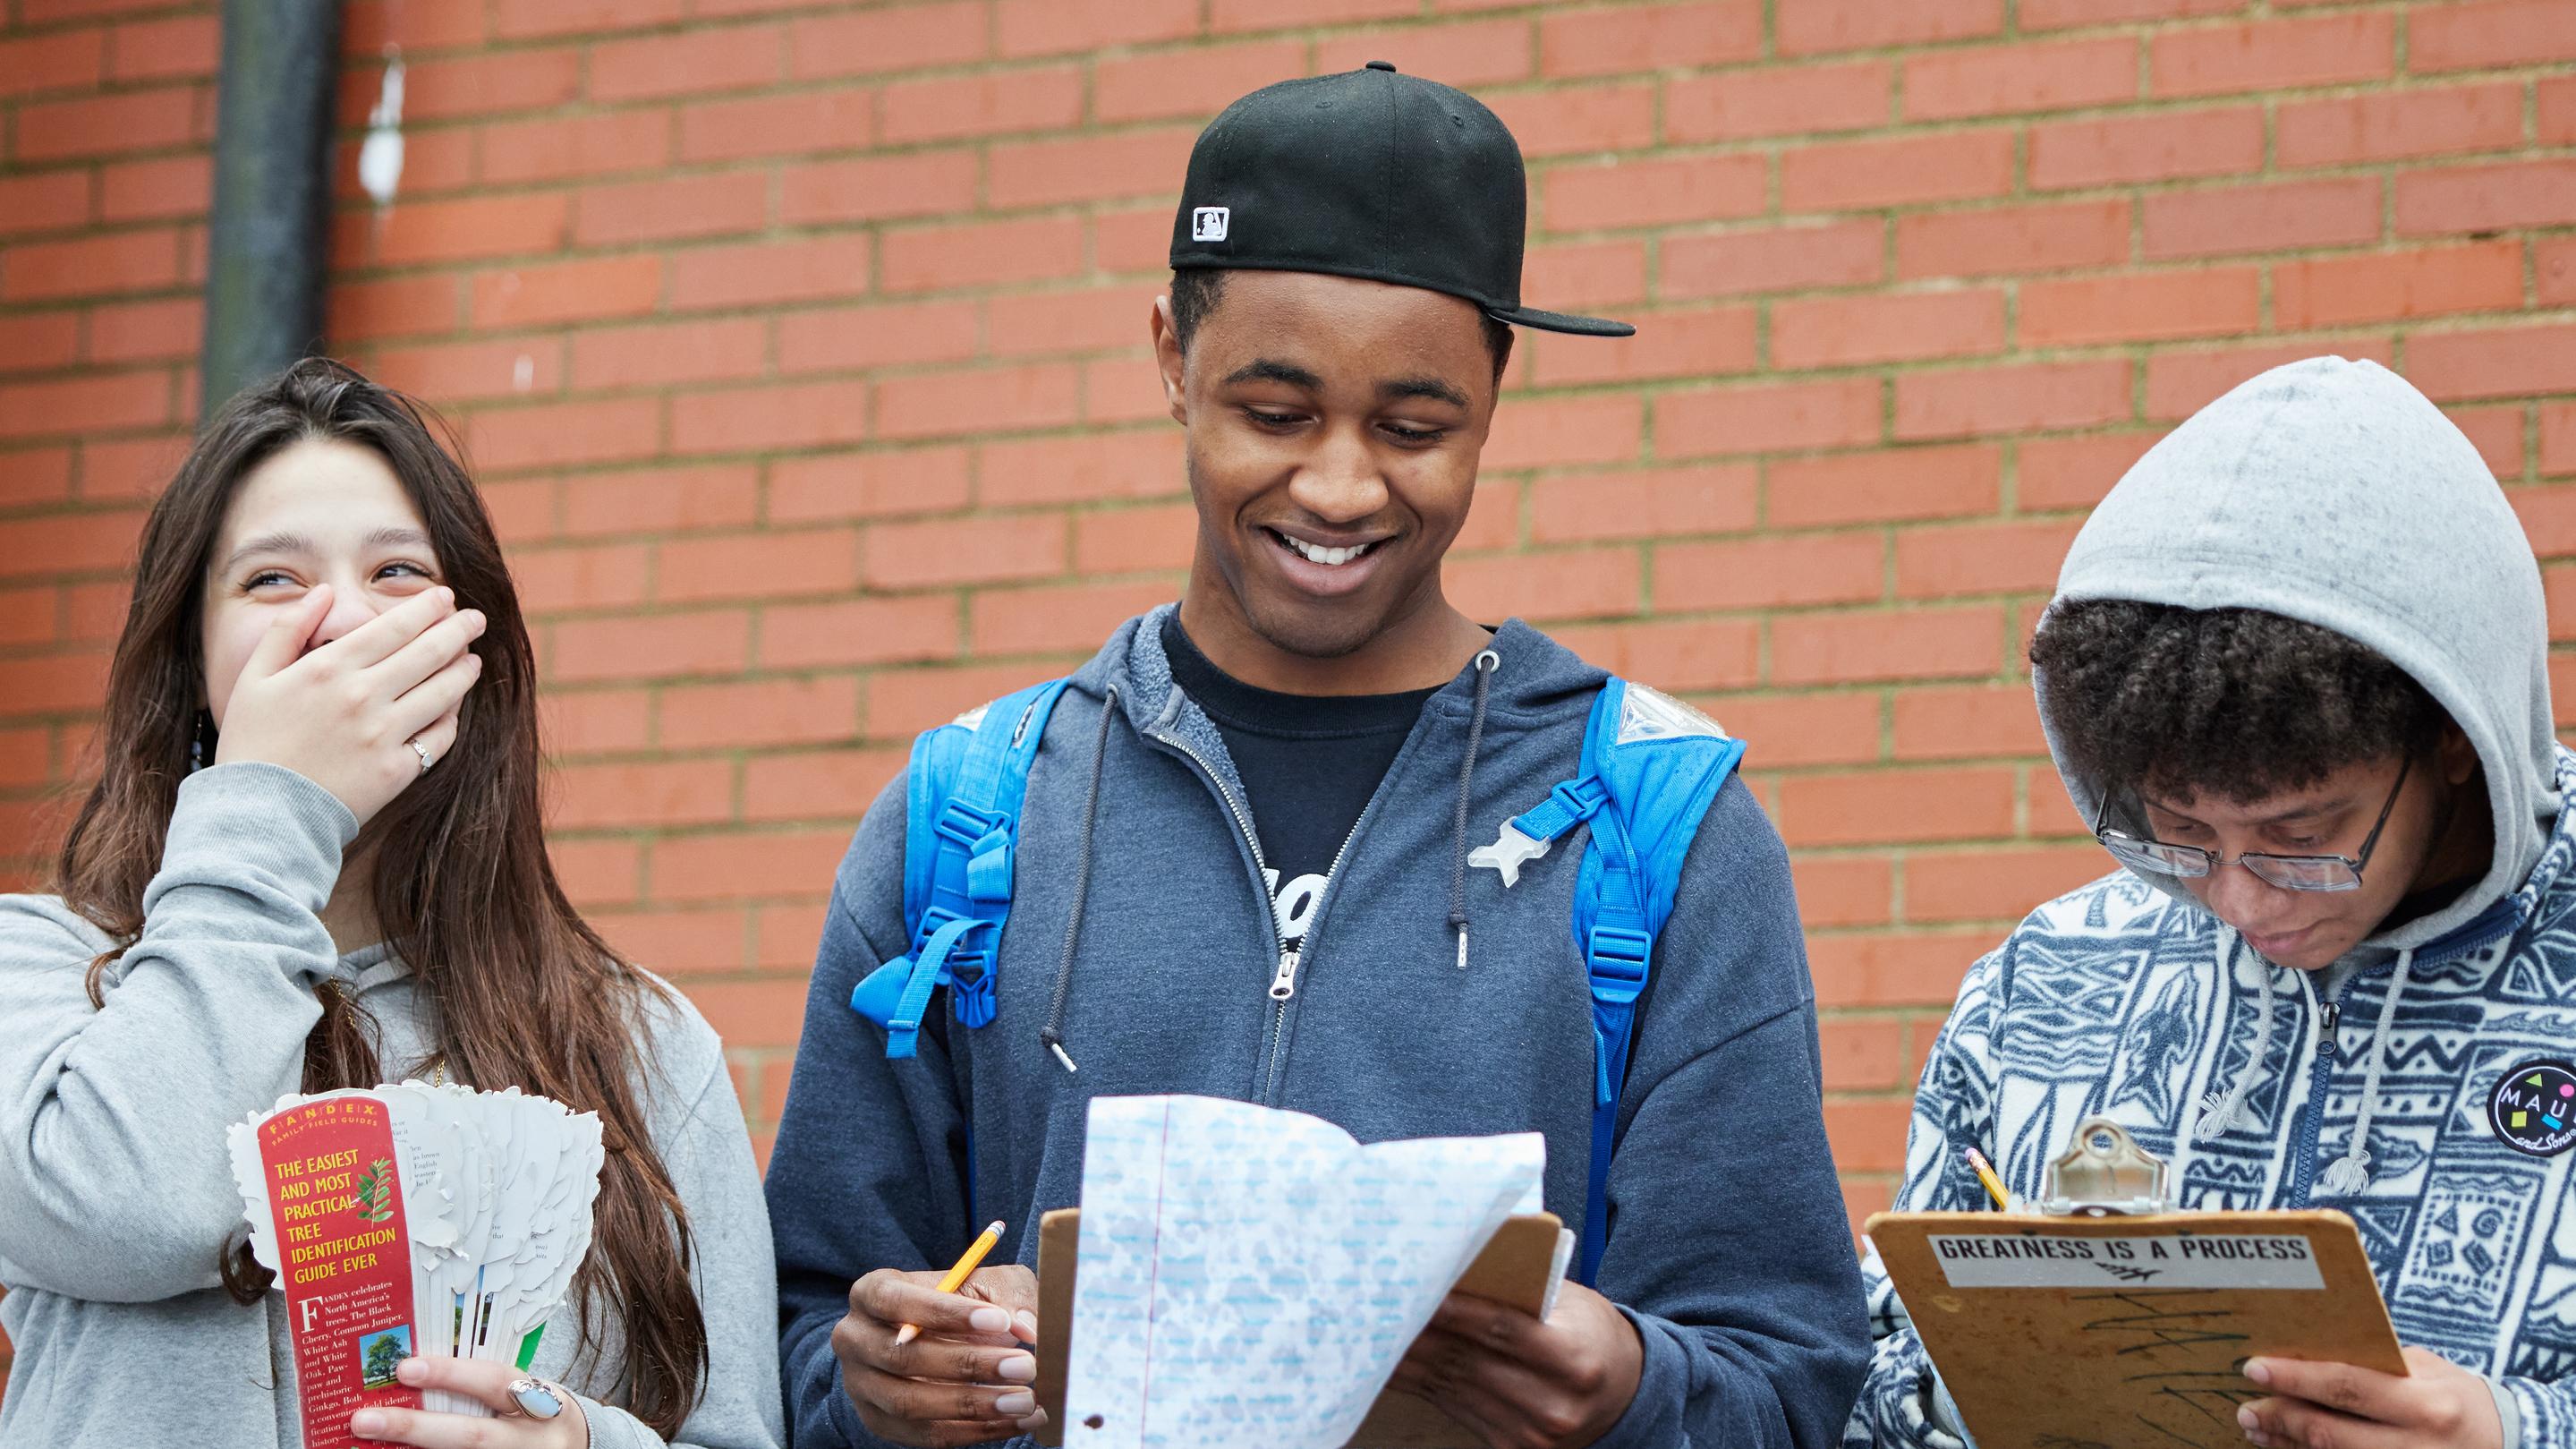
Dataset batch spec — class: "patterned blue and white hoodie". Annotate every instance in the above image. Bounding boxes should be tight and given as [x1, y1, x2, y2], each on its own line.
[1847, 356, 2576, 1448]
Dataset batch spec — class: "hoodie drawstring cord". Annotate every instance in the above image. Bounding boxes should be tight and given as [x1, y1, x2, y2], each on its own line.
[2191, 926, 2275, 1144]
[1037, 685, 1117, 1075]
[1448, 650, 1502, 971]
[2317, 946, 2414, 1197]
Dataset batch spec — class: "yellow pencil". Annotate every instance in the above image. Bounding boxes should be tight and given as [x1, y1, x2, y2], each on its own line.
[895, 1219, 1007, 1347]
[1963, 1147, 2010, 1210]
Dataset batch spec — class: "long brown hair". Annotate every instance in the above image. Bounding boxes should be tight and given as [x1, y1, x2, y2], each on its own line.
[54, 358, 709, 1434]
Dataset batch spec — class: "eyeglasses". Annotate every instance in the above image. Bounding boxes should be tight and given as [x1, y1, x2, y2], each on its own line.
[2091, 753, 2413, 893]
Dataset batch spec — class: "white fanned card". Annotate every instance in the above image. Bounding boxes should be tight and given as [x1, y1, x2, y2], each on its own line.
[227, 1081, 606, 1427]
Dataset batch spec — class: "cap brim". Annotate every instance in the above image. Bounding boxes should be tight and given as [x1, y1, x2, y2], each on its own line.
[1487, 304, 1634, 337]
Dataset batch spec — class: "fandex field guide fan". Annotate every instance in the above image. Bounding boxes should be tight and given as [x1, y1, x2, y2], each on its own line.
[226, 1081, 605, 1449]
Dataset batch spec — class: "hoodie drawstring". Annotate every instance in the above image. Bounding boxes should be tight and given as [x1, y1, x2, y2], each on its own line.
[2191, 926, 2275, 1144]
[1447, 650, 1501, 971]
[1037, 686, 1116, 1074]
[2179, 926, 2416, 1200]
[2317, 946, 2414, 1197]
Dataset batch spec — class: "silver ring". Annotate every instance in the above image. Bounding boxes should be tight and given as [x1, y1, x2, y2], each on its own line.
[408, 737, 433, 774]
[506, 1377, 565, 1420]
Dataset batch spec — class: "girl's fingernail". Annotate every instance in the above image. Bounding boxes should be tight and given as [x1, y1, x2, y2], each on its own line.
[395, 1358, 426, 1384]
[2237, 1406, 2260, 1429]
[999, 1353, 1037, 1383]
[969, 1306, 1010, 1334]
[352, 1410, 385, 1436]
[1016, 1309, 1041, 1339]
[995, 1391, 1036, 1417]
[2243, 1359, 2272, 1385]
[1017, 1412, 1050, 1433]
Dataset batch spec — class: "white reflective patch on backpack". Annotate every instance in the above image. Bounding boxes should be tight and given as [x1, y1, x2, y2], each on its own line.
[951, 703, 992, 729]
[1616, 682, 1729, 746]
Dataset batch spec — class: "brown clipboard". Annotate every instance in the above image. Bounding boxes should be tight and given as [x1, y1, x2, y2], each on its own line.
[1866, 1207, 2407, 1449]
[1032, 1207, 1569, 1447]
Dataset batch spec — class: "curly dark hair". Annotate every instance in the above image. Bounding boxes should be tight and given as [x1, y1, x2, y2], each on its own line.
[1169, 268, 1515, 383]
[2031, 598, 2453, 806]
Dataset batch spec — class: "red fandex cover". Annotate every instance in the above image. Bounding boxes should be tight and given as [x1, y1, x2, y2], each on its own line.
[252, 1095, 423, 1449]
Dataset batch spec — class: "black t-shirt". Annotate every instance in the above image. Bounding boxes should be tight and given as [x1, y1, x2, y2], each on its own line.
[1160, 613, 1438, 946]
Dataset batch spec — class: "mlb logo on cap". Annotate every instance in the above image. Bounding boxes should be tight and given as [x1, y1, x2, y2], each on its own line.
[1191, 207, 1228, 243]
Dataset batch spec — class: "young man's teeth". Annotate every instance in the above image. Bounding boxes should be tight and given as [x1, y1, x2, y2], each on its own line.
[1282, 534, 1371, 567]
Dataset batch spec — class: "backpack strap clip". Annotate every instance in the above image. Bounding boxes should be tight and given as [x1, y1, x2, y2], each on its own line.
[1584, 921, 1653, 1105]
[850, 678, 1072, 1059]
[1521, 775, 1610, 841]
[1473, 678, 1746, 1289]
[1470, 775, 1610, 888]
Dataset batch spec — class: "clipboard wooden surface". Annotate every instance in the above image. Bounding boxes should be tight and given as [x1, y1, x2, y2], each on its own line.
[1033, 1208, 1566, 1448]
[1866, 1208, 2406, 1449]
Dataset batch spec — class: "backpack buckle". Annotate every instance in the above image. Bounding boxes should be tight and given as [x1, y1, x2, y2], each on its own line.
[1467, 822, 1552, 889]
[1550, 776, 1609, 823]
[1585, 925, 1651, 1005]
[949, 964, 999, 1028]
[933, 800, 1000, 850]
[914, 906, 992, 993]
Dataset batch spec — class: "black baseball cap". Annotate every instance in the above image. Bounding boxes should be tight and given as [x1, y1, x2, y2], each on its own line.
[1169, 63, 1634, 338]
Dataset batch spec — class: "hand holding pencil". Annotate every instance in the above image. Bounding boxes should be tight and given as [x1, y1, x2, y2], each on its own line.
[835, 1221, 1046, 1444]
[895, 1218, 1007, 1345]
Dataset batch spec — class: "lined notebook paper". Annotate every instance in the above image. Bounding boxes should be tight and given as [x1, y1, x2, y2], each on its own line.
[1060, 1095, 1545, 1449]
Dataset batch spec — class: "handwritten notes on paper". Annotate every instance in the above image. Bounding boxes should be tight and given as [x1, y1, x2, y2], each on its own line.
[1061, 1095, 1545, 1449]
[2065, 1288, 2268, 1446]
[1928, 1232, 2324, 1289]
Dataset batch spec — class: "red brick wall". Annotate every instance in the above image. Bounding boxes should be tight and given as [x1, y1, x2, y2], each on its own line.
[5, 0, 2576, 1378]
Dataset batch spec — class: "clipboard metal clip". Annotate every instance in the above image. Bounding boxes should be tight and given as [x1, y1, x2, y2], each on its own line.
[2037, 1117, 2171, 1216]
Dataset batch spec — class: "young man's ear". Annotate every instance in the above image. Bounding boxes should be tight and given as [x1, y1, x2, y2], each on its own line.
[2439, 721, 2479, 787]
[1150, 294, 1189, 428]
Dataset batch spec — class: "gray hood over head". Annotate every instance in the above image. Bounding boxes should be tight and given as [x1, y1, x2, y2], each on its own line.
[2039, 354, 2558, 949]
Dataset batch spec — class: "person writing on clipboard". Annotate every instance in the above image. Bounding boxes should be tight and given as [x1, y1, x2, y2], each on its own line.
[766, 65, 1867, 1449]
[1848, 356, 2571, 1449]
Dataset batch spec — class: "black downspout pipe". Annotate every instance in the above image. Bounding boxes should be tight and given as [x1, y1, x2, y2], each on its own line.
[198, 0, 344, 424]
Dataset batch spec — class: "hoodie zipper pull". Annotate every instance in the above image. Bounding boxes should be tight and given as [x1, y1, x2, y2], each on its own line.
[2318, 1001, 2341, 1055]
[1269, 946, 1300, 1002]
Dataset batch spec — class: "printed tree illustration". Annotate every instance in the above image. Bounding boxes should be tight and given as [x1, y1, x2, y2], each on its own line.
[363, 1333, 404, 1386]
[352, 1158, 396, 1223]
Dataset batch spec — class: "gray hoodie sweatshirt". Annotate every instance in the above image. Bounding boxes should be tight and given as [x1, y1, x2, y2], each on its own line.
[769, 610, 1870, 1449]
[1848, 357, 2575, 1447]
[0, 762, 786, 1449]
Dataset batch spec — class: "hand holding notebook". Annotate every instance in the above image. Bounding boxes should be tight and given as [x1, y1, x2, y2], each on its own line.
[1039, 1095, 1570, 1449]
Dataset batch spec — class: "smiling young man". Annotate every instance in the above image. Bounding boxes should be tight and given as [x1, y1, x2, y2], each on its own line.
[767, 64, 1867, 1449]
[1849, 357, 2576, 1449]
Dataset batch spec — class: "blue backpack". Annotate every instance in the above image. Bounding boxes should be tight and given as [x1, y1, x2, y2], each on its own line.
[850, 673, 1746, 1287]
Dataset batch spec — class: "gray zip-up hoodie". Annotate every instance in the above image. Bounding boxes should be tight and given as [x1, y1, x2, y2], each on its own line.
[769, 609, 1870, 1448]
[1849, 357, 2576, 1447]
[0, 762, 786, 1449]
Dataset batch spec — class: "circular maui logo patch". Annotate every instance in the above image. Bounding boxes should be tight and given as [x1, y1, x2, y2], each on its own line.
[2489, 1060, 2576, 1157]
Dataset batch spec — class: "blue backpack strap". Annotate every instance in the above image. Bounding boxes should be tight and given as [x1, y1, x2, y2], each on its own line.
[849, 678, 1072, 1059]
[1469, 677, 1746, 1286]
